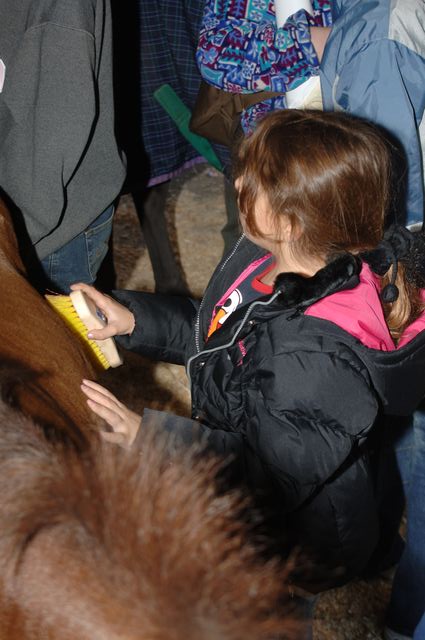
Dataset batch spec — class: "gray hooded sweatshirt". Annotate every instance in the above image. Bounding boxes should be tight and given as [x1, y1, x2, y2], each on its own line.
[0, 0, 126, 258]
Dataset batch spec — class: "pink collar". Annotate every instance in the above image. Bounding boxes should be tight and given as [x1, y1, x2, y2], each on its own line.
[306, 263, 396, 351]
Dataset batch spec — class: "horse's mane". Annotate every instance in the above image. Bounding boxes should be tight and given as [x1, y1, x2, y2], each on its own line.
[0, 396, 300, 640]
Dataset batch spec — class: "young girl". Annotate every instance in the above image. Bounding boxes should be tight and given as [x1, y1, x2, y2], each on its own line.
[76, 110, 425, 591]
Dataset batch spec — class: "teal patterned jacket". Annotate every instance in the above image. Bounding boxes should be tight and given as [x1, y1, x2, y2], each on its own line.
[196, 0, 332, 132]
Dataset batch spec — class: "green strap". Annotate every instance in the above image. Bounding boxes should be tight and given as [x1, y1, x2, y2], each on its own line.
[153, 84, 224, 173]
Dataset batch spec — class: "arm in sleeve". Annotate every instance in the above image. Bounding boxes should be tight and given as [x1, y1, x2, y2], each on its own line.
[244, 350, 379, 512]
[2, 24, 99, 243]
[331, 40, 425, 227]
[114, 290, 199, 365]
[136, 349, 379, 507]
[135, 408, 246, 479]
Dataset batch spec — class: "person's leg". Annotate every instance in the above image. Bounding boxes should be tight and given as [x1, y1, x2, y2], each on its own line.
[133, 183, 189, 296]
[385, 629, 415, 640]
[294, 594, 316, 640]
[413, 611, 425, 640]
[386, 408, 425, 638]
[364, 416, 410, 578]
[40, 204, 115, 293]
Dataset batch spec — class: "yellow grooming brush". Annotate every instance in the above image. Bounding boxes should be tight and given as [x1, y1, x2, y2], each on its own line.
[46, 290, 123, 370]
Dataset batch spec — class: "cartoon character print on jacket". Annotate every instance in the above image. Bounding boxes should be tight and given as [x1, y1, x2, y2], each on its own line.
[208, 288, 243, 337]
[207, 253, 274, 338]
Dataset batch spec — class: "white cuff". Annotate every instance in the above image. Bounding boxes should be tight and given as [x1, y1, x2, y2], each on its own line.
[275, 0, 314, 28]
[286, 75, 322, 110]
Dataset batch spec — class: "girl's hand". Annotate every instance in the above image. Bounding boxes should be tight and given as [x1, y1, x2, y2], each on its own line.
[81, 379, 141, 447]
[71, 282, 135, 340]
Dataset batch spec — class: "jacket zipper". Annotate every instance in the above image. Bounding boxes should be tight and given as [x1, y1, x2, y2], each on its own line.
[194, 234, 245, 354]
[187, 289, 282, 387]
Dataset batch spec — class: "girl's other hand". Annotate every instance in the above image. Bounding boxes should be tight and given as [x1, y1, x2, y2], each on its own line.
[81, 379, 141, 447]
[71, 282, 135, 340]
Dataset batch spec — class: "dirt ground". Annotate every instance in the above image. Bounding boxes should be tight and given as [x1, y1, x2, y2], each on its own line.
[105, 165, 392, 640]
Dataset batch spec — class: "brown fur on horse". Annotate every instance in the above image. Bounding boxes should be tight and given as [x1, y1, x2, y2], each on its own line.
[0, 397, 300, 640]
[0, 199, 98, 445]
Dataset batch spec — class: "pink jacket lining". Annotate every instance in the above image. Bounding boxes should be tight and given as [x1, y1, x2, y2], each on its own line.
[306, 263, 425, 351]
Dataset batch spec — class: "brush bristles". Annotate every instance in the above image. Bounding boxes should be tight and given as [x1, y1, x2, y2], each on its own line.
[45, 295, 110, 370]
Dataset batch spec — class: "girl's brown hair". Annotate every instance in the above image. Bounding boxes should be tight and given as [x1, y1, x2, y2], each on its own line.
[234, 109, 422, 339]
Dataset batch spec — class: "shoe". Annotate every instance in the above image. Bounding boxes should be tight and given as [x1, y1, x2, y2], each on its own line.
[384, 626, 412, 640]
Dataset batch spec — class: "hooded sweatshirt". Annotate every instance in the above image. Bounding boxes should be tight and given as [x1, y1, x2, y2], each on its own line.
[0, 0, 126, 258]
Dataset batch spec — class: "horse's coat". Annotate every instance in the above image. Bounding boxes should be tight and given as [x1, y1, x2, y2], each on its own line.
[0, 198, 300, 639]
[0, 398, 299, 640]
[0, 198, 98, 445]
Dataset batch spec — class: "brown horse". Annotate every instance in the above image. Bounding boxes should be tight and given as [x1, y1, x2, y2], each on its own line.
[0, 198, 98, 445]
[0, 396, 300, 640]
[0, 198, 303, 638]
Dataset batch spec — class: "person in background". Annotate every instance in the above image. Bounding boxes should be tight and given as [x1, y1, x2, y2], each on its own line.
[0, 0, 126, 293]
[319, 0, 425, 231]
[414, 613, 425, 640]
[317, 2, 425, 638]
[196, 0, 332, 253]
[74, 111, 425, 638]
[196, 0, 332, 134]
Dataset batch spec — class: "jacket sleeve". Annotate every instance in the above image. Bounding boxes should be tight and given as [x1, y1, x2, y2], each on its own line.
[243, 349, 379, 513]
[134, 408, 246, 481]
[140, 408, 245, 455]
[1, 23, 99, 244]
[322, 38, 425, 228]
[114, 290, 199, 365]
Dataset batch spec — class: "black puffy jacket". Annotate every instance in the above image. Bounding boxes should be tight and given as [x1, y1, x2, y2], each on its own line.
[116, 236, 425, 588]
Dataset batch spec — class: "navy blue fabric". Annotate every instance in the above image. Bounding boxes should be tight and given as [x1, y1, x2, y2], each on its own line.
[112, 0, 230, 187]
[386, 408, 425, 637]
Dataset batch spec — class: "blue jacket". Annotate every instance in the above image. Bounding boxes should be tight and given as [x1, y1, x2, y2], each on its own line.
[320, 0, 425, 228]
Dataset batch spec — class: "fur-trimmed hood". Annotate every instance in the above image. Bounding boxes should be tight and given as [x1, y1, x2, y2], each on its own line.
[274, 253, 362, 312]
[273, 253, 360, 314]
[272, 251, 425, 417]
[200, 238, 425, 417]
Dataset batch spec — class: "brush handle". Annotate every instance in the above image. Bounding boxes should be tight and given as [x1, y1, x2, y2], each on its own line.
[70, 291, 123, 368]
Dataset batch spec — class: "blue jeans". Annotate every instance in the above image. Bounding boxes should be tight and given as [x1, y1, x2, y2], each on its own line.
[288, 595, 315, 640]
[414, 613, 425, 640]
[386, 408, 425, 638]
[40, 204, 114, 293]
